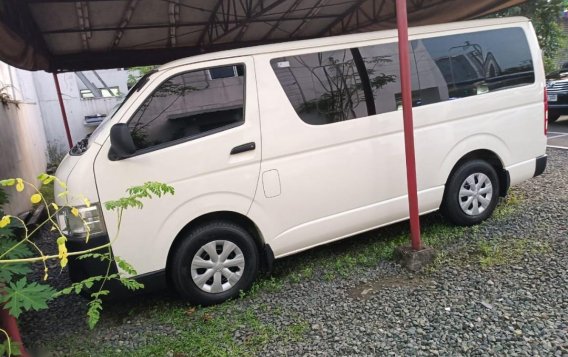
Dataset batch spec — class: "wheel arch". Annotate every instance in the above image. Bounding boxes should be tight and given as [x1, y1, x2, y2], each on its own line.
[165, 211, 267, 285]
[445, 149, 509, 198]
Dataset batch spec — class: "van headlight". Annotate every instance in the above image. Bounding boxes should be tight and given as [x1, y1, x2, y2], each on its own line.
[56, 203, 107, 239]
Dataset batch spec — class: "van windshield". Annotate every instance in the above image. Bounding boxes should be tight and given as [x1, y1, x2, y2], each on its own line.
[88, 70, 157, 145]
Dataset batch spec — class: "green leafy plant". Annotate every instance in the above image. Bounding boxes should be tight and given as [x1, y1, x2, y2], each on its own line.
[127, 66, 158, 88]
[0, 174, 174, 353]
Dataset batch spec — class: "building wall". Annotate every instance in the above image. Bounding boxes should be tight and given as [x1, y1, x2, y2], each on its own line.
[76, 68, 130, 95]
[33, 71, 124, 154]
[0, 62, 48, 215]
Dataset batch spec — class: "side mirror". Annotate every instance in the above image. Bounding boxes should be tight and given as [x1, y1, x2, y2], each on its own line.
[109, 123, 136, 160]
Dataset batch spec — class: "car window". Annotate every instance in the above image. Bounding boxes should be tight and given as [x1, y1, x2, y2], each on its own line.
[414, 28, 535, 103]
[358, 42, 421, 112]
[271, 49, 369, 125]
[127, 65, 245, 151]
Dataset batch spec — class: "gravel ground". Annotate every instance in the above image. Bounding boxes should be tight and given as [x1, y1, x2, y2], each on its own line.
[21, 148, 568, 356]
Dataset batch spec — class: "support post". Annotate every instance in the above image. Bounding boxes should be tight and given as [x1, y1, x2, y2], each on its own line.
[0, 307, 30, 357]
[53, 73, 74, 149]
[395, 0, 422, 251]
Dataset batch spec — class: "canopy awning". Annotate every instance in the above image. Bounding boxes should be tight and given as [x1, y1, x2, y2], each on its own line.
[0, 0, 525, 72]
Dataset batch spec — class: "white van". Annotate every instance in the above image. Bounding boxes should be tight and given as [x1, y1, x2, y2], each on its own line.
[55, 17, 547, 305]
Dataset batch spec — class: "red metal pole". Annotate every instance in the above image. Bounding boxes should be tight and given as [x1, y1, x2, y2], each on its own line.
[396, 0, 422, 251]
[53, 73, 74, 149]
[0, 307, 30, 357]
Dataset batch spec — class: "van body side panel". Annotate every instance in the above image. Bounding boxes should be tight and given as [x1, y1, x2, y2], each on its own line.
[93, 57, 261, 275]
[249, 21, 545, 258]
[251, 50, 416, 257]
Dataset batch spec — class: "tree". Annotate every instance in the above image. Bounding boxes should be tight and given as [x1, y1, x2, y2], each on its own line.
[127, 66, 158, 89]
[493, 0, 567, 73]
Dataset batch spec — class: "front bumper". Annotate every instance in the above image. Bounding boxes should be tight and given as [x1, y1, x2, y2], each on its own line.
[67, 234, 118, 284]
[67, 234, 166, 298]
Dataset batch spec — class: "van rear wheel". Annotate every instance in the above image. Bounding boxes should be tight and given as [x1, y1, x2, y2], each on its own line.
[170, 221, 259, 306]
[441, 160, 500, 226]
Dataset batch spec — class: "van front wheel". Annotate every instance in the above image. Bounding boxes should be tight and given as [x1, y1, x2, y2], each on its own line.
[170, 221, 259, 306]
[441, 160, 500, 226]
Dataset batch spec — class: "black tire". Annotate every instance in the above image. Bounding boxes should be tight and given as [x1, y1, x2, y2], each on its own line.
[548, 112, 561, 123]
[170, 221, 259, 306]
[441, 160, 500, 226]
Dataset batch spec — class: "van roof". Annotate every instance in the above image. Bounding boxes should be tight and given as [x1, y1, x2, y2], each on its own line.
[159, 16, 530, 71]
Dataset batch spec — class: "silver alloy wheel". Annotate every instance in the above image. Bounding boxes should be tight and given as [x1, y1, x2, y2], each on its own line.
[459, 173, 493, 216]
[191, 240, 245, 293]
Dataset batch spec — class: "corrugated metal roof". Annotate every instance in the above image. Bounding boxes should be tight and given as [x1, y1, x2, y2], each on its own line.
[0, 0, 525, 72]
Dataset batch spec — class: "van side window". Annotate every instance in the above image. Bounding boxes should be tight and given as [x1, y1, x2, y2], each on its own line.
[415, 28, 535, 103]
[271, 50, 369, 125]
[272, 45, 422, 124]
[358, 42, 422, 113]
[128, 64, 245, 151]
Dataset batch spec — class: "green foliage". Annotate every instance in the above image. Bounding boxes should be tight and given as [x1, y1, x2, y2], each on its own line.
[46, 141, 67, 169]
[55, 276, 105, 297]
[0, 264, 32, 284]
[126, 304, 308, 357]
[115, 256, 137, 275]
[39, 181, 55, 207]
[477, 239, 551, 267]
[0, 278, 55, 318]
[0, 174, 173, 333]
[0, 186, 13, 239]
[87, 296, 104, 329]
[493, 191, 523, 219]
[104, 182, 175, 211]
[119, 277, 144, 291]
[0, 340, 21, 356]
[0, 187, 8, 207]
[0, 239, 33, 284]
[127, 66, 158, 88]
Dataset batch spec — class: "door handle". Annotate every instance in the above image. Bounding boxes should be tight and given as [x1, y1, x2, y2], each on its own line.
[230, 142, 256, 155]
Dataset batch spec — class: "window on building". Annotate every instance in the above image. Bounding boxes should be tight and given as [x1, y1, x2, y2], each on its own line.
[127, 64, 245, 151]
[80, 87, 120, 99]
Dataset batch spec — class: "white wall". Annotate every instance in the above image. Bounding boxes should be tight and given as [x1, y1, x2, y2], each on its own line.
[0, 62, 48, 215]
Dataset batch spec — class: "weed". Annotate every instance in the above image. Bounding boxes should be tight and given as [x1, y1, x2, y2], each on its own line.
[493, 190, 523, 219]
[39, 181, 54, 206]
[46, 141, 67, 169]
[323, 271, 336, 281]
[60, 301, 309, 356]
[476, 239, 550, 267]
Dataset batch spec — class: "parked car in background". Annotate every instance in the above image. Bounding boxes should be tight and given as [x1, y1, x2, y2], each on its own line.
[546, 62, 568, 122]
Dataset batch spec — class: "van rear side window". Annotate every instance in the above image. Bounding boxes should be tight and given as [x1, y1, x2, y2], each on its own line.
[128, 64, 245, 151]
[416, 27, 535, 103]
[272, 27, 535, 124]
